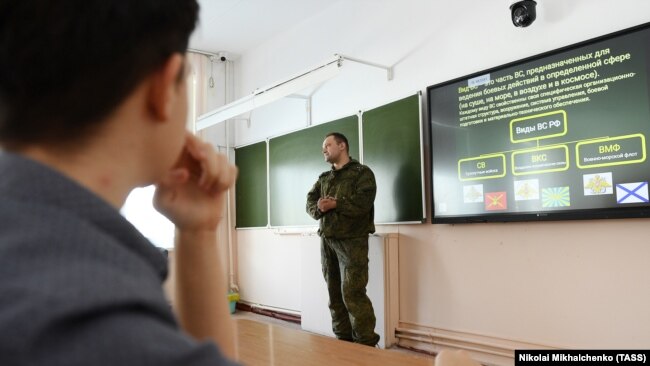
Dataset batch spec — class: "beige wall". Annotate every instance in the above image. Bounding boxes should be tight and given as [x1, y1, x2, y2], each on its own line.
[395, 220, 650, 347]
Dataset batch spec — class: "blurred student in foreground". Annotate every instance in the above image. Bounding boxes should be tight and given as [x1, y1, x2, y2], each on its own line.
[0, 1, 239, 365]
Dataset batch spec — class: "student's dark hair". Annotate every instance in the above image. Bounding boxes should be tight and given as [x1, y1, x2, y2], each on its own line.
[0, 0, 199, 148]
[326, 132, 349, 153]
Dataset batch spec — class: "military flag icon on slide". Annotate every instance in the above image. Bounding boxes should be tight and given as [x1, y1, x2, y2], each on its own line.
[463, 184, 483, 203]
[583, 172, 613, 195]
[514, 179, 539, 201]
[616, 182, 649, 204]
[542, 186, 570, 207]
[485, 192, 507, 211]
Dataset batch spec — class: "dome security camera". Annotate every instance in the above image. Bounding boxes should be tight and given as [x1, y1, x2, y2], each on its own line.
[510, 0, 537, 28]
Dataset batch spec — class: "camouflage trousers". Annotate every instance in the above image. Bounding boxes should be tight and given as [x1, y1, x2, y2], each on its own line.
[320, 236, 380, 347]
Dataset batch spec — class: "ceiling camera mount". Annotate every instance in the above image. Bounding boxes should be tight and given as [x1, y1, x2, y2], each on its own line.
[510, 0, 537, 28]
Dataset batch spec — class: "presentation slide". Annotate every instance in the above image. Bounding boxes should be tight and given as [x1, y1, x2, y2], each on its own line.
[429, 23, 650, 222]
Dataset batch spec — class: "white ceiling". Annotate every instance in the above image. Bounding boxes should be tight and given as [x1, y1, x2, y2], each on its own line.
[189, 0, 338, 58]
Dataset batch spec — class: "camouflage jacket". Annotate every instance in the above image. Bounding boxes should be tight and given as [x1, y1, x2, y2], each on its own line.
[306, 159, 376, 239]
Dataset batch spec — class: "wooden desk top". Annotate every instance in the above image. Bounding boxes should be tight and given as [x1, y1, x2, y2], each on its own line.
[237, 319, 434, 366]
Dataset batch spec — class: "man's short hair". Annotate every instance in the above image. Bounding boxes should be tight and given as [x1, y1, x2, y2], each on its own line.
[0, 0, 199, 149]
[326, 132, 349, 153]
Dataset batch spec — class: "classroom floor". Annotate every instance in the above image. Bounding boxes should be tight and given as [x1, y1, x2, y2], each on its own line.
[232, 310, 436, 361]
[233, 309, 301, 330]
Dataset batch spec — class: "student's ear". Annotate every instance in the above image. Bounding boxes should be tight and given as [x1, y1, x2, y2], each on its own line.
[147, 53, 184, 121]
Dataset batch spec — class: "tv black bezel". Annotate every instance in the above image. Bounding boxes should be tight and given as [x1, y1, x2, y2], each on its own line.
[427, 22, 650, 224]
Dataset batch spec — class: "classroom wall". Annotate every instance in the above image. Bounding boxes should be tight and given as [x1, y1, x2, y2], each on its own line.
[225, 0, 650, 358]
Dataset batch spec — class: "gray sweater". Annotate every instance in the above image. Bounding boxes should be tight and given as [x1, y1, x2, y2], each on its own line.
[0, 152, 237, 366]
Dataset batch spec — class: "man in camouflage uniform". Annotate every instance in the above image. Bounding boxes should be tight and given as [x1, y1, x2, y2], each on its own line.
[306, 132, 380, 347]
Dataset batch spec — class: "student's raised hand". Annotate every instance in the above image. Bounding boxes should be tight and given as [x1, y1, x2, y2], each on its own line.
[153, 133, 237, 231]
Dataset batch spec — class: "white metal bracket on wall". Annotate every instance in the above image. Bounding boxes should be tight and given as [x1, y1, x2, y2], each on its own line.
[194, 53, 394, 131]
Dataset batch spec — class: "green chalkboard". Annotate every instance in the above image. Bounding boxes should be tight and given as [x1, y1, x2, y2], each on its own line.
[362, 93, 424, 223]
[235, 141, 268, 228]
[269, 116, 359, 227]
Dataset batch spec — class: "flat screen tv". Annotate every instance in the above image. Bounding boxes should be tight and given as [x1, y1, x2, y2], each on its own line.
[429, 22, 650, 223]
